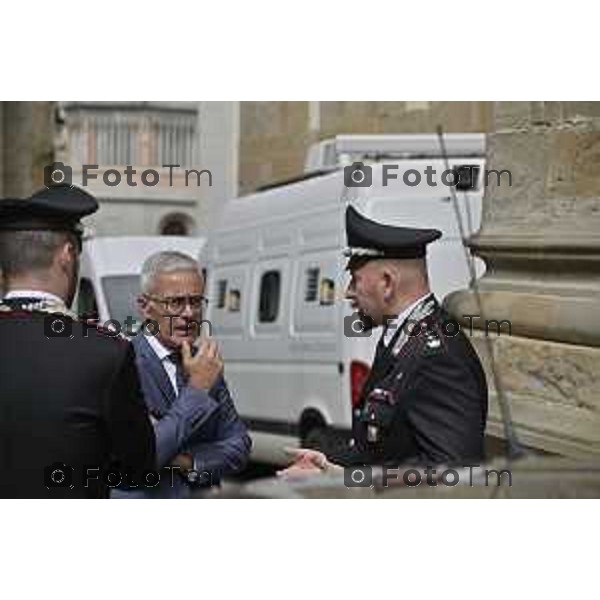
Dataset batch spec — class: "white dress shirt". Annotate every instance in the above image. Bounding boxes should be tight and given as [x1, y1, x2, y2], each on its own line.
[145, 334, 179, 394]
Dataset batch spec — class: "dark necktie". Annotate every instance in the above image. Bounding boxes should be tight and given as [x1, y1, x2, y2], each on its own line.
[168, 352, 187, 395]
[359, 330, 389, 402]
[373, 329, 389, 366]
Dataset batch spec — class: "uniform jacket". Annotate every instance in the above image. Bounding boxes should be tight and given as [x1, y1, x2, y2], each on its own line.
[329, 294, 488, 467]
[0, 298, 156, 498]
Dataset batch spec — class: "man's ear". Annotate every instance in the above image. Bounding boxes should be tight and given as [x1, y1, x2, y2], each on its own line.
[381, 269, 395, 302]
[55, 241, 75, 273]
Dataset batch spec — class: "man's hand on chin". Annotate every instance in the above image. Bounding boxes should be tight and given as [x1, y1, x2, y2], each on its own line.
[171, 452, 194, 471]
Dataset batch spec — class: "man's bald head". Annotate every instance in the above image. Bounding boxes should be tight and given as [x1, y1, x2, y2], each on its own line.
[345, 257, 431, 327]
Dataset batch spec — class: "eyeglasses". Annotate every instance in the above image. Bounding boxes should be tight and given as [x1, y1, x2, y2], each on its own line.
[144, 294, 209, 313]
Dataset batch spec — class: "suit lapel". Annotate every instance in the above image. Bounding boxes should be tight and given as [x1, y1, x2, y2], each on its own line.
[132, 335, 176, 413]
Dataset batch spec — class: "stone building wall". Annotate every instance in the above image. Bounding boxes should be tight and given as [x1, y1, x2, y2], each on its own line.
[446, 101, 600, 458]
[238, 101, 493, 193]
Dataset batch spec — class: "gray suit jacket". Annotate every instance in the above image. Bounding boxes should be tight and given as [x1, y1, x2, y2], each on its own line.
[113, 334, 251, 498]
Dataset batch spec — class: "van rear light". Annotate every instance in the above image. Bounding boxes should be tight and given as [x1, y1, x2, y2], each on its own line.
[350, 360, 370, 409]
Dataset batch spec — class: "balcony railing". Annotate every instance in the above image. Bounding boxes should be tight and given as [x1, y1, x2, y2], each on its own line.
[64, 103, 198, 168]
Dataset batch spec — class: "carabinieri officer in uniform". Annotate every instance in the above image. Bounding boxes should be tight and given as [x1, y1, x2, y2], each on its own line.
[0, 185, 156, 498]
[281, 205, 488, 475]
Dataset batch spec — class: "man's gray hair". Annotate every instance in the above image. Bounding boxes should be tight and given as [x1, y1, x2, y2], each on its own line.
[0, 230, 73, 278]
[140, 250, 200, 293]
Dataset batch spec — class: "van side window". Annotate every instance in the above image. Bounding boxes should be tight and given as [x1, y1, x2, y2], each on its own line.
[227, 289, 241, 312]
[258, 270, 281, 323]
[454, 164, 480, 191]
[216, 279, 227, 309]
[319, 277, 335, 305]
[78, 277, 98, 318]
[304, 267, 320, 302]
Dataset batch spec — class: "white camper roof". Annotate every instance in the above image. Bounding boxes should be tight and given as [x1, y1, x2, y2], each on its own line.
[213, 159, 484, 234]
[205, 140, 485, 271]
[305, 133, 485, 172]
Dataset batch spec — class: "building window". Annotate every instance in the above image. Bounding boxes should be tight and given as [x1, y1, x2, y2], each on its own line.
[216, 280, 228, 309]
[319, 278, 335, 305]
[157, 114, 196, 167]
[304, 267, 320, 302]
[158, 213, 194, 236]
[258, 270, 281, 323]
[63, 103, 197, 167]
[95, 115, 136, 165]
[227, 289, 241, 312]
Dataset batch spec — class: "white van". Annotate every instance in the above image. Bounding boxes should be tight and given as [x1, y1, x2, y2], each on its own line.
[202, 134, 486, 464]
[77, 236, 206, 330]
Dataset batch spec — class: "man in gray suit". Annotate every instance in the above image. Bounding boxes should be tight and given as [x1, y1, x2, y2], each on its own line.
[113, 251, 251, 498]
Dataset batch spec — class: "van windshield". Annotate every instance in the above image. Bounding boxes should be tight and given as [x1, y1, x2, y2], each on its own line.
[102, 275, 142, 335]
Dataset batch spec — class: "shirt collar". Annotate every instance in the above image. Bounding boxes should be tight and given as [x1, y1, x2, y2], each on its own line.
[4, 289, 64, 304]
[382, 293, 432, 347]
[145, 333, 174, 362]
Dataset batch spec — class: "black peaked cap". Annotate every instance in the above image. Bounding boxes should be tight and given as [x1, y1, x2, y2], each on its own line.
[0, 184, 98, 233]
[345, 205, 442, 262]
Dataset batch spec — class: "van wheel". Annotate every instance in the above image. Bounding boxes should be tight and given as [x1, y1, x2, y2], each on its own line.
[303, 427, 349, 457]
[303, 427, 329, 453]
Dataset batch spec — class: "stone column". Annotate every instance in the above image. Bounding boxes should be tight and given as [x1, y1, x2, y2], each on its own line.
[198, 101, 240, 230]
[1, 102, 55, 197]
[446, 101, 600, 459]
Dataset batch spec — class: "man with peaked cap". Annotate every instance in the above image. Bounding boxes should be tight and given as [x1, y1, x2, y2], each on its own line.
[0, 184, 156, 498]
[281, 205, 488, 475]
